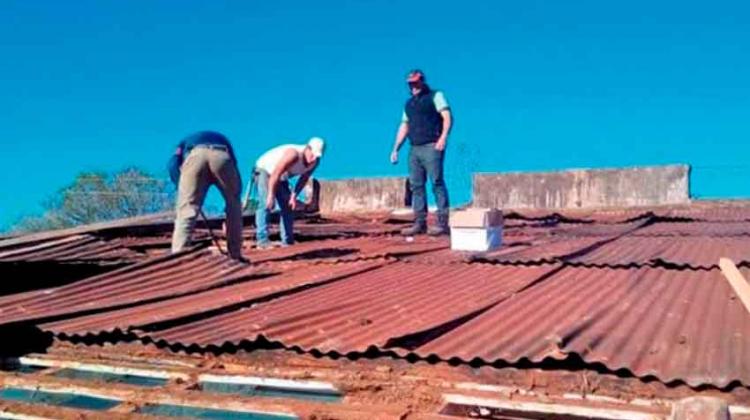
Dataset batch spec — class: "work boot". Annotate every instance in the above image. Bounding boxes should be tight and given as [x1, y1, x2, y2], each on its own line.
[427, 224, 450, 236]
[256, 241, 276, 250]
[401, 223, 427, 236]
[429, 214, 450, 236]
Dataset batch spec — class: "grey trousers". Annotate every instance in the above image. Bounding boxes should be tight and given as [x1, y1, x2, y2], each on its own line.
[171, 147, 243, 259]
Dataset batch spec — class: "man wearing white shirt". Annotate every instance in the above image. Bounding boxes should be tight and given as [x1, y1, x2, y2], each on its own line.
[254, 137, 325, 248]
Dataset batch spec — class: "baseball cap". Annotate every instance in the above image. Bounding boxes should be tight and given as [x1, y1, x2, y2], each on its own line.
[406, 69, 426, 83]
[307, 137, 325, 158]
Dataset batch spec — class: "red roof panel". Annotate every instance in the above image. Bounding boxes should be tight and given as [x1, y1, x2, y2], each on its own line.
[42, 259, 388, 337]
[146, 262, 559, 353]
[416, 266, 750, 388]
[569, 236, 750, 269]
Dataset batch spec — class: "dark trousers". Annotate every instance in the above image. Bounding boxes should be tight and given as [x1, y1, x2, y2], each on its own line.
[408, 143, 450, 226]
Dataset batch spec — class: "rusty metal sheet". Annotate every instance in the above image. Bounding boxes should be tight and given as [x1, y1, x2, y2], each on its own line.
[404, 236, 611, 266]
[545, 220, 649, 237]
[568, 236, 750, 269]
[661, 205, 750, 222]
[416, 266, 750, 388]
[42, 259, 388, 337]
[4, 205, 750, 392]
[0, 236, 446, 329]
[0, 249, 247, 326]
[144, 262, 559, 353]
[0, 212, 174, 249]
[476, 236, 612, 265]
[0, 234, 144, 264]
[247, 235, 448, 264]
[501, 222, 633, 239]
[505, 208, 654, 224]
[633, 222, 750, 237]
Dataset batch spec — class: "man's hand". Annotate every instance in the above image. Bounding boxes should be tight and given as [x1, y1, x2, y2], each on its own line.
[265, 197, 275, 210]
[392, 122, 408, 164]
[434, 138, 447, 152]
[289, 197, 298, 211]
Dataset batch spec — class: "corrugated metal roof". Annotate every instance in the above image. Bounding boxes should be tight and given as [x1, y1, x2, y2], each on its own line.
[409, 236, 613, 265]
[144, 262, 559, 353]
[0, 234, 144, 264]
[0, 249, 246, 325]
[247, 235, 448, 264]
[3, 205, 750, 389]
[633, 221, 750, 237]
[569, 236, 750, 269]
[661, 205, 750, 222]
[505, 203, 750, 223]
[0, 235, 446, 328]
[416, 266, 750, 388]
[42, 259, 388, 337]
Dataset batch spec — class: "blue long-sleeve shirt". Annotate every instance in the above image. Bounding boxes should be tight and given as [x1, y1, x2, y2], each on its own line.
[167, 131, 237, 185]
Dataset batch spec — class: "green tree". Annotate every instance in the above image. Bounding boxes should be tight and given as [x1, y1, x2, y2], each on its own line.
[13, 168, 174, 233]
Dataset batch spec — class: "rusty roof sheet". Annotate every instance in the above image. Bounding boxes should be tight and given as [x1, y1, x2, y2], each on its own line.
[246, 235, 448, 264]
[568, 236, 750, 269]
[42, 259, 388, 337]
[416, 266, 750, 388]
[0, 249, 247, 325]
[144, 262, 559, 353]
[3, 204, 750, 390]
[633, 221, 750, 237]
[408, 236, 613, 266]
[661, 205, 750, 222]
[0, 235, 446, 328]
[504, 203, 750, 224]
[0, 234, 145, 264]
[503, 208, 651, 224]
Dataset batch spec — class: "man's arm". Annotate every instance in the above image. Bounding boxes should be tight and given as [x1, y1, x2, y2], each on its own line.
[390, 122, 409, 164]
[434, 109, 452, 151]
[289, 162, 319, 210]
[167, 141, 186, 185]
[433, 91, 452, 151]
[265, 148, 300, 210]
[294, 163, 318, 196]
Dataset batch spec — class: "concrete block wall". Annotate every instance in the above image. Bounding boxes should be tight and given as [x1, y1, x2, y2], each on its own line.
[314, 165, 691, 213]
[317, 177, 408, 213]
[473, 164, 690, 209]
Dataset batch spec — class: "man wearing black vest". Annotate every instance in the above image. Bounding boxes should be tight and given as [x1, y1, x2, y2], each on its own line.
[390, 69, 453, 236]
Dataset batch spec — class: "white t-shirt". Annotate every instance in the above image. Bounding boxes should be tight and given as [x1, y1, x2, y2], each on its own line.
[255, 144, 313, 180]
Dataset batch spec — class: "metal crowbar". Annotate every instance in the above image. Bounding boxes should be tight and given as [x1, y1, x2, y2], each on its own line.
[199, 209, 226, 255]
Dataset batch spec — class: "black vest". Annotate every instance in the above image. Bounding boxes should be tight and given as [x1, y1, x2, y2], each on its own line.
[404, 89, 443, 146]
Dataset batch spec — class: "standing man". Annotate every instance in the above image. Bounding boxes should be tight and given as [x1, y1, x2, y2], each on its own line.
[168, 130, 244, 260]
[390, 69, 453, 236]
[254, 137, 325, 248]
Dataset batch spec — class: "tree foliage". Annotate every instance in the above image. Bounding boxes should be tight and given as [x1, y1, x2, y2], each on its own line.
[13, 168, 174, 233]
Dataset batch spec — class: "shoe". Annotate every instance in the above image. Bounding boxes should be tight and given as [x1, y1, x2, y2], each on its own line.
[401, 224, 427, 236]
[427, 225, 450, 236]
[256, 241, 273, 250]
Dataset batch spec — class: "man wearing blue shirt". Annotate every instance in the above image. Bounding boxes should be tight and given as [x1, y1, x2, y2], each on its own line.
[167, 131, 244, 260]
[390, 70, 453, 236]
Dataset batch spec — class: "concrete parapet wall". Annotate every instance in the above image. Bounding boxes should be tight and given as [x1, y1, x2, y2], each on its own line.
[473, 164, 690, 210]
[318, 177, 408, 213]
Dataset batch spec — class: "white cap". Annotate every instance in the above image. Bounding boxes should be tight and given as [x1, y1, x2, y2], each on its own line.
[308, 136, 325, 158]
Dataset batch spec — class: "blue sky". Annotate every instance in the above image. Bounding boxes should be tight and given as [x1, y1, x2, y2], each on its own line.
[1, 1, 748, 230]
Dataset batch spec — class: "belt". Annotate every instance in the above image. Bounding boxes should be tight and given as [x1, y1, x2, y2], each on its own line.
[191, 144, 229, 152]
